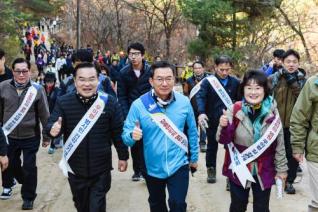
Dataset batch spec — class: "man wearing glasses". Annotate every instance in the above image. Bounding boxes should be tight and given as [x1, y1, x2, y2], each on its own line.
[0, 58, 50, 210]
[117, 42, 152, 181]
[122, 61, 198, 212]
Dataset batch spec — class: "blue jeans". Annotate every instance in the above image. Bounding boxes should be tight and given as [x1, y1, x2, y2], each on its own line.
[199, 128, 207, 145]
[50, 135, 62, 149]
[144, 165, 189, 212]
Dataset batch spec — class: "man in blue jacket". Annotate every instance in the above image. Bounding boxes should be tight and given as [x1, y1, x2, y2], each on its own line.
[118, 42, 152, 181]
[196, 55, 240, 185]
[122, 61, 198, 212]
[260, 49, 285, 76]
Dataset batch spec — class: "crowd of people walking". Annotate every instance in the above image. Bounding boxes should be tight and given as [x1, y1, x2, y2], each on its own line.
[0, 28, 317, 212]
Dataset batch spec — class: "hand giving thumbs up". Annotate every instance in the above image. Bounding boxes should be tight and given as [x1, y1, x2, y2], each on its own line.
[132, 121, 143, 141]
[50, 117, 62, 137]
[219, 109, 229, 127]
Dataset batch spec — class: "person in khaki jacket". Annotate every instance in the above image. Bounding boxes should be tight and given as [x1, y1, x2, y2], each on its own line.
[290, 75, 318, 212]
[0, 58, 50, 210]
[268, 49, 306, 194]
[217, 70, 288, 212]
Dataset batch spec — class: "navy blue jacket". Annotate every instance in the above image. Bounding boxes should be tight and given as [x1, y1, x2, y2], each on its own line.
[44, 86, 62, 112]
[110, 65, 121, 83]
[196, 75, 240, 128]
[185, 73, 210, 116]
[117, 61, 152, 118]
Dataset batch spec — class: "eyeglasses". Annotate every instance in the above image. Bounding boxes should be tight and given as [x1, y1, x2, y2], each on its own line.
[128, 52, 141, 57]
[13, 69, 29, 75]
[154, 77, 174, 84]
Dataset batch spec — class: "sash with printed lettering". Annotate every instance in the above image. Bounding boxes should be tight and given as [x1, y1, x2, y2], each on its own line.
[189, 80, 202, 100]
[140, 91, 188, 153]
[3, 83, 40, 143]
[207, 75, 282, 188]
[59, 93, 108, 177]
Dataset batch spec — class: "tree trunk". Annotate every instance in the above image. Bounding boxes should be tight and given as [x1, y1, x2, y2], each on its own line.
[76, 0, 81, 49]
[114, 0, 123, 49]
[165, 30, 171, 60]
[232, 5, 237, 51]
[276, 6, 312, 64]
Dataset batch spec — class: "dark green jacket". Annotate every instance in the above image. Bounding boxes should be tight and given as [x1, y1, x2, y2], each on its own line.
[290, 75, 318, 163]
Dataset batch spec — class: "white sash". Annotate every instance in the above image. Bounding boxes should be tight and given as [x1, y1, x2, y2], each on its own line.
[240, 115, 281, 165]
[206, 76, 233, 108]
[59, 93, 107, 177]
[151, 113, 188, 153]
[3, 85, 38, 143]
[140, 92, 188, 153]
[228, 115, 282, 187]
[209, 75, 282, 187]
[189, 81, 202, 100]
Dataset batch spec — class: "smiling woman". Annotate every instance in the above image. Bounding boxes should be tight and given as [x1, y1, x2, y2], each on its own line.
[239, 70, 270, 106]
[217, 70, 288, 212]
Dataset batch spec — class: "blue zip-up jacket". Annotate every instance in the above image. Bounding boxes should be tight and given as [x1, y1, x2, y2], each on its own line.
[122, 91, 199, 179]
[260, 64, 274, 76]
[260, 64, 283, 76]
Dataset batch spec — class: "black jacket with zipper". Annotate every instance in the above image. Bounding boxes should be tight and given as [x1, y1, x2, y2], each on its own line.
[46, 92, 129, 178]
[117, 61, 152, 118]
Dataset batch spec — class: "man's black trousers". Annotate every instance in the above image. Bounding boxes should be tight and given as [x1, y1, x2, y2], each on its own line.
[68, 171, 111, 212]
[206, 127, 218, 168]
[2, 137, 40, 201]
[283, 128, 298, 183]
[131, 140, 144, 175]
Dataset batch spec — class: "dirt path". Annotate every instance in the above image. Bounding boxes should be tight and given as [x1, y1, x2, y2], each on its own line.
[0, 144, 310, 212]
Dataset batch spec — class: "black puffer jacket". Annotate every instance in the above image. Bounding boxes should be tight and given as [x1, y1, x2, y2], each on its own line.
[46, 92, 129, 178]
[117, 61, 152, 117]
